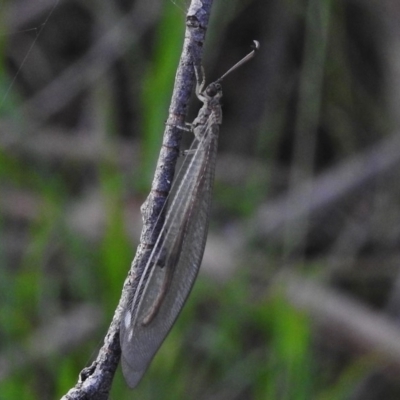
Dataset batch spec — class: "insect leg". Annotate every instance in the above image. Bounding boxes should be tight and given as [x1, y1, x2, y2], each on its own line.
[194, 65, 206, 101]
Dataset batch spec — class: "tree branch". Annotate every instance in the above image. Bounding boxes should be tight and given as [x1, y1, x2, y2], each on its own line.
[60, 1, 215, 398]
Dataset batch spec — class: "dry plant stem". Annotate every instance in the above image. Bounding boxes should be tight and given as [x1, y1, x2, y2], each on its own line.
[60, 1, 214, 399]
[348, 261, 400, 399]
[12, 0, 162, 121]
[279, 272, 400, 368]
[6, 0, 57, 28]
[254, 131, 400, 239]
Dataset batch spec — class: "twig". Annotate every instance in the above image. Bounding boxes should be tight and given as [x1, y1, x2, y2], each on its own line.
[277, 272, 400, 367]
[6, 0, 57, 28]
[14, 0, 162, 121]
[0, 125, 140, 166]
[60, 1, 214, 398]
[253, 131, 400, 239]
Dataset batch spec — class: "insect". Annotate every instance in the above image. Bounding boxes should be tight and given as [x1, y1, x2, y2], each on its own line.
[120, 40, 259, 388]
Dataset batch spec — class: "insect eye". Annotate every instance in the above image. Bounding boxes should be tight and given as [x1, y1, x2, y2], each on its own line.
[206, 87, 216, 96]
[206, 84, 220, 97]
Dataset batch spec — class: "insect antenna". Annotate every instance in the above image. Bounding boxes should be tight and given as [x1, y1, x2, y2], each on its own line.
[216, 40, 260, 83]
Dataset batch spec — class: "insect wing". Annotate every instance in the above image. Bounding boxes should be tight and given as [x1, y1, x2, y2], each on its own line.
[120, 128, 218, 388]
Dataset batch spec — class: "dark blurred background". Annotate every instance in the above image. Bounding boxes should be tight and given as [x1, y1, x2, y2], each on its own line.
[2, 0, 400, 398]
